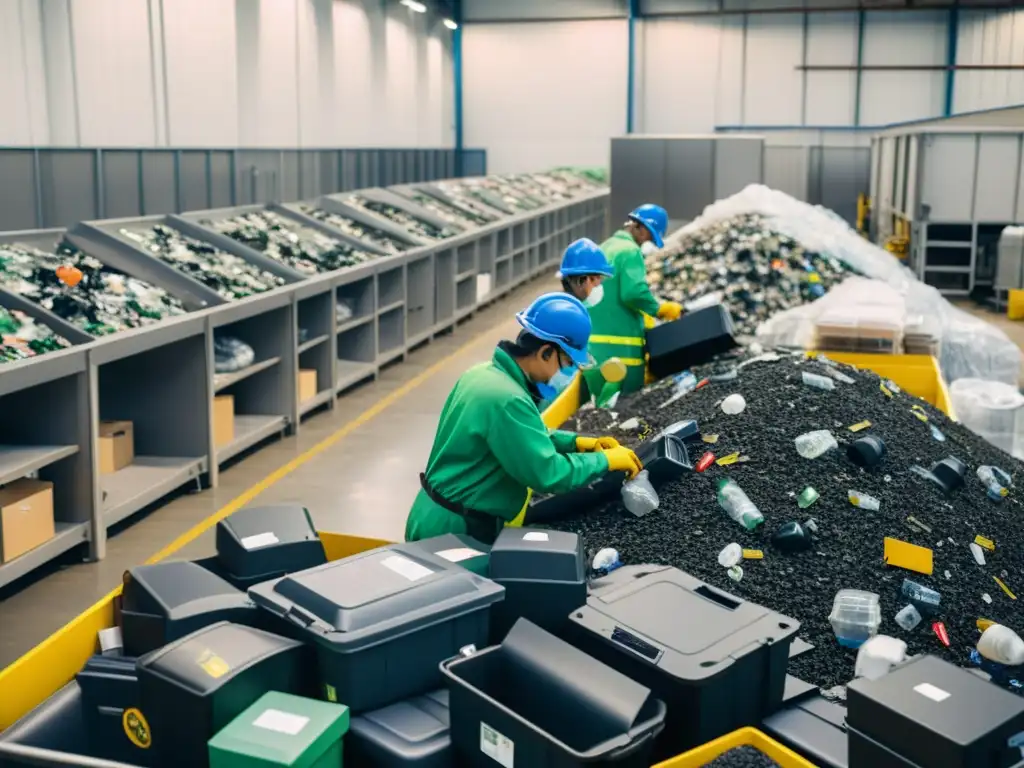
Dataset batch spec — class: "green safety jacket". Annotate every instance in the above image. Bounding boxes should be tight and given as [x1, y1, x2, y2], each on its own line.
[583, 230, 661, 397]
[405, 344, 610, 544]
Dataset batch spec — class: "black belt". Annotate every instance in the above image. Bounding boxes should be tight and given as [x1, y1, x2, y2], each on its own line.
[419, 473, 494, 525]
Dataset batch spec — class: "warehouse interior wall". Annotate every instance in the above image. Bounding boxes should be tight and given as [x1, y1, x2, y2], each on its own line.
[0, 0, 455, 149]
[954, 8, 1024, 115]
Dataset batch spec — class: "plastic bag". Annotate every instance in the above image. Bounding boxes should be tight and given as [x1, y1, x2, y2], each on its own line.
[621, 470, 659, 517]
[950, 378, 1024, 456]
[213, 335, 255, 373]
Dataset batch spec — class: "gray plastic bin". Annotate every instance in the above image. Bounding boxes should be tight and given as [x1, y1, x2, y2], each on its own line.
[488, 527, 586, 642]
[215, 504, 327, 590]
[248, 545, 504, 712]
[568, 566, 799, 759]
[137, 621, 305, 768]
[347, 689, 451, 767]
[442, 619, 666, 767]
[396, 533, 492, 577]
[120, 561, 259, 656]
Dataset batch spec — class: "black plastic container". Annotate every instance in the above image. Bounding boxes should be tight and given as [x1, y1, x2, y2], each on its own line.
[847, 654, 1024, 768]
[646, 305, 738, 379]
[75, 655, 144, 766]
[762, 695, 849, 768]
[248, 544, 504, 712]
[488, 527, 586, 643]
[396, 533, 491, 577]
[568, 566, 799, 759]
[847, 435, 887, 467]
[657, 419, 701, 444]
[442, 619, 666, 768]
[120, 561, 259, 656]
[137, 621, 305, 768]
[525, 436, 691, 524]
[215, 504, 327, 589]
[347, 689, 451, 767]
[930, 456, 968, 494]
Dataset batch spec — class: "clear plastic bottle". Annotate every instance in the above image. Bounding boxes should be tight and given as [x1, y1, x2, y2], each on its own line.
[829, 589, 882, 648]
[802, 371, 835, 391]
[794, 430, 837, 459]
[894, 604, 922, 631]
[848, 490, 880, 511]
[977, 465, 1012, 501]
[716, 478, 765, 530]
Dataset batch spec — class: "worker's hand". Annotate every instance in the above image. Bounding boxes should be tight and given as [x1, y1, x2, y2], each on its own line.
[602, 445, 643, 480]
[642, 313, 657, 330]
[576, 436, 620, 452]
[657, 301, 683, 322]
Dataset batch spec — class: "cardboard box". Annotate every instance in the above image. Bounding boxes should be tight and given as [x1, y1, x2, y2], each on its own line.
[298, 369, 318, 403]
[98, 420, 134, 475]
[214, 395, 235, 448]
[0, 479, 55, 562]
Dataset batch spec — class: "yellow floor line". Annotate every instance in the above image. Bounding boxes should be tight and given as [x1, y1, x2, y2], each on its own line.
[145, 319, 506, 565]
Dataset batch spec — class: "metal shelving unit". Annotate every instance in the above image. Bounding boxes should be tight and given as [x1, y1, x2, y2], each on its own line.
[0, 181, 609, 588]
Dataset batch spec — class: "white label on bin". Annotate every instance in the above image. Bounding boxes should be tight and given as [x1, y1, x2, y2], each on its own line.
[436, 547, 483, 563]
[240, 532, 279, 551]
[381, 554, 434, 581]
[252, 709, 309, 736]
[480, 722, 514, 768]
[914, 683, 951, 703]
[522, 532, 548, 542]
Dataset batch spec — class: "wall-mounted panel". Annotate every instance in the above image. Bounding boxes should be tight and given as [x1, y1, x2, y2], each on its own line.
[919, 134, 977, 221]
[804, 11, 858, 127]
[463, 0, 626, 21]
[954, 8, 1024, 115]
[765, 146, 809, 202]
[638, 18, 721, 134]
[0, 0, 35, 145]
[38, 151, 98, 228]
[974, 134, 1021, 222]
[140, 151, 177, 215]
[714, 137, 764, 200]
[666, 140, 715, 221]
[742, 16, 803, 126]
[179, 151, 210, 212]
[101, 151, 143, 219]
[0, 151, 40, 231]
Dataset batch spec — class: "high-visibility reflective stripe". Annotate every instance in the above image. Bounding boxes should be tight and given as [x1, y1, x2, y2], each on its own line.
[589, 334, 644, 346]
[619, 358, 645, 366]
[505, 487, 534, 528]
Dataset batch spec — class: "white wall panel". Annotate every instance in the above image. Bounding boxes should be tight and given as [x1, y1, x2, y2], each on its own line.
[423, 35, 447, 146]
[463, 19, 627, 172]
[71, 0, 156, 145]
[804, 12, 857, 127]
[954, 9, 1024, 115]
[383, 5, 420, 146]
[715, 17, 745, 126]
[333, 0, 378, 146]
[0, 0, 35, 145]
[859, 11, 946, 126]
[463, 0, 626, 22]
[637, 18, 720, 134]
[249, 0, 300, 147]
[743, 16, 803, 126]
[163, 0, 238, 146]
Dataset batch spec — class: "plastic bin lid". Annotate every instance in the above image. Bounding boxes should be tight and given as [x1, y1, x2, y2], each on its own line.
[248, 547, 504, 651]
[349, 689, 450, 755]
[571, 567, 800, 683]
[489, 528, 584, 582]
[216, 504, 325, 579]
[395, 533, 491, 565]
[138, 621, 303, 696]
[122, 561, 253, 617]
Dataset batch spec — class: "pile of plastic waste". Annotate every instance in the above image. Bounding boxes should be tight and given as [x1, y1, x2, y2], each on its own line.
[0, 306, 68, 362]
[297, 205, 412, 255]
[342, 195, 461, 241]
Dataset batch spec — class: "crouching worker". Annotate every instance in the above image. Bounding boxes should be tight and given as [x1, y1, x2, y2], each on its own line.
[406, 292, 643, 544]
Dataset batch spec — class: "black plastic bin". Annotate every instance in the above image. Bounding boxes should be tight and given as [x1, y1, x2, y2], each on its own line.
[646, 305, 738, 379]
[568, 566, 799, 759]
[347, 689, 452, 767]
[136, 621, 305, 768]
[248, 544, 504, 712]
[442, 619, 666, 767]
[215, 504, 327, 589]
[488, 527, 586, 642]
[847, 654, 1024, 768]
[75, 655, 144, 766]
[120, 561, 259, 656]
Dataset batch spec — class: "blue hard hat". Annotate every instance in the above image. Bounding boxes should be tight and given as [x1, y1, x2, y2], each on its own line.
[557, 238, 614, 279]
[628, 203, 668, 249]
[515, 292, 593, 367]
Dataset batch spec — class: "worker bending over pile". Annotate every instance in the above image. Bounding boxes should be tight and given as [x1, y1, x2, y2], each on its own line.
[583, 203, 684, 399]
[406, 293, 643, 544]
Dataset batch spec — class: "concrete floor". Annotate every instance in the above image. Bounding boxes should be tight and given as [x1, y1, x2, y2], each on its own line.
[0, 286, 1020, 670]
[0, 278, 556, 669]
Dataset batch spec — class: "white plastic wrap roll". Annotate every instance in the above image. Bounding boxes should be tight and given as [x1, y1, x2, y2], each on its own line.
[950, 378, 1024, 456]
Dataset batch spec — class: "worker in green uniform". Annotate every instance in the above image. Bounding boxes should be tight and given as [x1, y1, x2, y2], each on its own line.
[406, 293, 643, 544]
[583, 203, 684, 400]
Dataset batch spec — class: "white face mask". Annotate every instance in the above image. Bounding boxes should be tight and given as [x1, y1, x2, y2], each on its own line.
[583, 283, 605, 308]
[640, 241, 659, 256]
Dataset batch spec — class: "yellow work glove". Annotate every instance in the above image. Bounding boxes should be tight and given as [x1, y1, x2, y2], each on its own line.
[602, 445, 643, 480]
[642, 313, 657, 330]
[657, 301, 683, 322]
[576, 436, 620, 452]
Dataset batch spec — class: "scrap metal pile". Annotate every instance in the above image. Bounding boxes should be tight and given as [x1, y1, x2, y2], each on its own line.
[0, 240, 187, 336]
[649, 214, 855, 337]
[204, 210, 376, 275]
[553, 352, 1024, 697]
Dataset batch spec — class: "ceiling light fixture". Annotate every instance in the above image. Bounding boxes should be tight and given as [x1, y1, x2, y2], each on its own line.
[400, 0, 427, 12]
[443, 18, 458, 30]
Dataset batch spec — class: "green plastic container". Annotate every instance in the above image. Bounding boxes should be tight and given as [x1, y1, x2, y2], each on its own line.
[209, 691, 350, 768]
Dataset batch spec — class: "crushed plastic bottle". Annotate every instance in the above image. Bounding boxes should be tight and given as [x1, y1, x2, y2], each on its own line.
[797, 486, 820, 509]
[970, 542, 987, 566]
[902, 579, 941, 614]
[983, 593, 993, 604]
[930, 424, 946, 442]
[824, 368, 856, 385]
[848, 491, 880, 511]
[721, 393, 746, 415]
[885, 379, 901, 394]
[906, 516, 931, 534]
[855, 635, 907, 680]
[977, 465, 1012, 502]
[716, 478, 765, 530]
[978, 624, 1024, 666]
[802, 372, 835, 391]
[727, 565, 743, 582]
[621, 470, 659, 517]
[804, 518, 819, 534]
[794, 430, 837, 459]
[619, 417, 640, 430]
[829, 589, 882, 648]
[718, 543, 743, 568]
[591, 548, 622, 576]
[895, 604, 923, 631]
